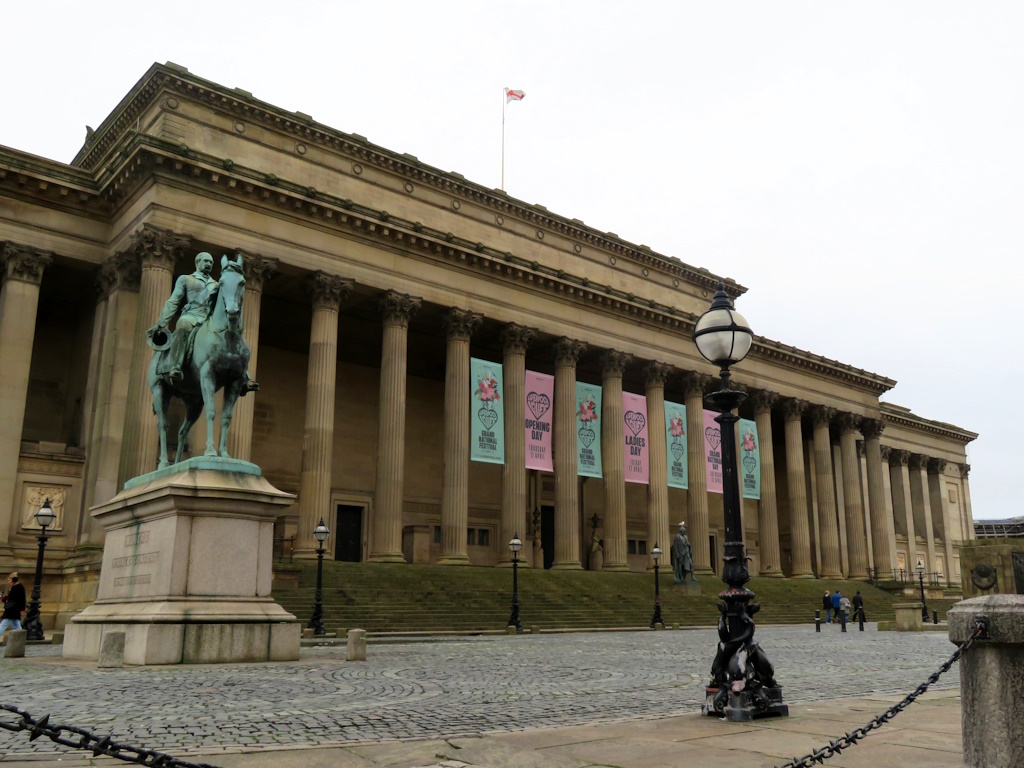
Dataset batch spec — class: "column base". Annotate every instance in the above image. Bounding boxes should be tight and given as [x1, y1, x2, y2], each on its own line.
[849, 570, 870, 580]
[695, 566, 716, 576]
[436, 554, 472, 566]
[759, 569, 786, 578]
[292, 549, 320, 561]
[602, 562, 630, 572]
[551, 561, 582, 570]
[822, 570, 843, 579]
[790, 572, 817, 579]
[367, 552, 407, 564]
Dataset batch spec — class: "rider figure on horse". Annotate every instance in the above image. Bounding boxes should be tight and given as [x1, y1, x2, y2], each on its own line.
[149, 252, 219, 384]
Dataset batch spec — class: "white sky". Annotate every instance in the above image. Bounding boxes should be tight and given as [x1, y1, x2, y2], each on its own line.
[2, 1, 1020, 520]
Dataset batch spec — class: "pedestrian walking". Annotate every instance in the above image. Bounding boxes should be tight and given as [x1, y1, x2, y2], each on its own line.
[852, 590, 866, 623]
[822, 590, 832, 623]
[839, 593, 851, 622]
[0, 572, 26, 638]
[831, 590, 842, 621]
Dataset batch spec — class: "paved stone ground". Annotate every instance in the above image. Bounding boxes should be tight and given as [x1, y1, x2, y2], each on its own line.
[0, 625, 958, 761]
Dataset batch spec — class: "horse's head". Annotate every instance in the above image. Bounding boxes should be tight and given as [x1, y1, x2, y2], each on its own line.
[219, 254, 246, 324]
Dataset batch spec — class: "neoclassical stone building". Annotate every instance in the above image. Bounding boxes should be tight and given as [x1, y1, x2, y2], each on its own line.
[0, 64, 977, 627]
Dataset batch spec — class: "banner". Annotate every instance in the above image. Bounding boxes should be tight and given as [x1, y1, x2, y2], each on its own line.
[525, 370, 554, 472]
[623, 392, 649, 484]
[470, 358, 504, 464]
[576, 382, 602, 478]
[703, 409, 724, 494]
[665, 401, 688, 489]
[739, 418, 761, 500]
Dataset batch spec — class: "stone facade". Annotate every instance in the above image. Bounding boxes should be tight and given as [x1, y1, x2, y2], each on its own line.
[0, 63, 978, 628]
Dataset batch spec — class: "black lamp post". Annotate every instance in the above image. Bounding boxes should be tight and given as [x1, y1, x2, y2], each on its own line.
[649, 543, 664, 629]
[695, 284, 787, 721]
[507, 533, 522, 631]
[916, 559, 929, 622]
[308, 518, 330, 636]
[23, 498, 56, 642]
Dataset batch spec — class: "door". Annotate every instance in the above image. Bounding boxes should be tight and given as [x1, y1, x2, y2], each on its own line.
[541, 505, 555, 570]
[335, 505, 363, 562]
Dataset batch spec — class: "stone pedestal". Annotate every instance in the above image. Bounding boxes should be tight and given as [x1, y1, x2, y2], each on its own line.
[949, 595, 1024, 768]
[893, 602, 924, 631]
[403, 524, 433, 564]
[63, 458, 300, 665]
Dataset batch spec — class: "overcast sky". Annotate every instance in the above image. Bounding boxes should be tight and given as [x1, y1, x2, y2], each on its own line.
[3, 2, 1020, 520]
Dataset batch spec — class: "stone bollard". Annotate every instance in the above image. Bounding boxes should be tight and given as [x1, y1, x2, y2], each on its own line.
[949, 595, 1024, 768]
[506, 625, 518, 635]
[98, 632, 125, 668]
[346, 628, 367, 661]
[892, 602, 924, 631]
[50, 631, 64, 645]
[3, 629, 27, 658]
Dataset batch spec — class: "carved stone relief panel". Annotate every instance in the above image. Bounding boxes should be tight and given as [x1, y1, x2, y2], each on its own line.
[21, 485, 67, 531]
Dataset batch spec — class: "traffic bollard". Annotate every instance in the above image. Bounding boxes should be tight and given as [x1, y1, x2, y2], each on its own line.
[815, 609, 820, 633]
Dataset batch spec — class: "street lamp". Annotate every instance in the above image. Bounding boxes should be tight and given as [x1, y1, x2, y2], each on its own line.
[649, 543, 664, 629]
[916, 558, 929, 622]
[23, 498, 56, 641]
[308, 518, 330, 636]
[507, 533, 522, 632]
[695, 284, 788, 721]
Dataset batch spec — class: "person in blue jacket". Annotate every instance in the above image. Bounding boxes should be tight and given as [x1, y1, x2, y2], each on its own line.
[822, 590, 832, 623]
[832, 590, 842, 621]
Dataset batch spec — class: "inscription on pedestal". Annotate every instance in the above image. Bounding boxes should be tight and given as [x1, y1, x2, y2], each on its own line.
[98, 518, 179, 601]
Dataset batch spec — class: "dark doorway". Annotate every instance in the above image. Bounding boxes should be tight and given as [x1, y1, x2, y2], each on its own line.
[541, 505, 555, 570]
[335, 505, 363, 562]
[1013, 552, 1024, 594]
[709, 534, 718, 575]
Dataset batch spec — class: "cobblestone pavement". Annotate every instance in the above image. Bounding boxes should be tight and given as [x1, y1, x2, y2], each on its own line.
[0, 625, 959, 759]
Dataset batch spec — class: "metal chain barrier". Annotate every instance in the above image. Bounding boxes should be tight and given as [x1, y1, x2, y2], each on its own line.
[775, 615, 989, 768]
[0, 704, 221, 768]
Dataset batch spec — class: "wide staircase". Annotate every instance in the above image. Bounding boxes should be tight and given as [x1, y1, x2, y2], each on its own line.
[272, 561, 960, 635]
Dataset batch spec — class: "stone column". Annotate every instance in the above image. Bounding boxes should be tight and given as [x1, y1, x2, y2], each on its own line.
[645, 362, 673, 565]
[295, 273, 353, 559]
[500, 324, 535, 565]
[782, 399, 813, 577]
[810, 406, 842, 578]
[960, 463, 975, 539]
[880, 445, 898, 570]
[0, 244, 52, 550]
[369, 291, 421, 562]
[552, 337, 586, 570]
[751, 391, 783, 577]
[861, 419, 895, 576]
[682, 372, 713, 574]
[119, 225, 189, 483]
[889, 449, 916, 570]
[226, 253, 277, 462]
[909, 453, 937, 577]
[837, 412, 869, 579]
[928, 457, 954, 585]
[600, 350, 630, 571]
[437, 308, 482, 566]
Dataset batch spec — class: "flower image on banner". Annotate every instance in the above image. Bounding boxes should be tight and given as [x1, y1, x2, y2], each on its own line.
[739, 418, 760, 500]
[703, 409, 724, 494]
[576, 382, 602, 478]
[524, 370, 554, 472]
[470, 358, 504, 464]
[623, 391, 649, 484]
[665, 401, 688, 489]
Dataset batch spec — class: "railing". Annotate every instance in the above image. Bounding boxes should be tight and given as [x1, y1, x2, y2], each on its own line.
[868, 567, 946, 587]
[273, 536, 296, 563]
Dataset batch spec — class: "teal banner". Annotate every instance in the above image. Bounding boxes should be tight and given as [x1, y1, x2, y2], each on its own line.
[739, 417, 760, 500]
[575, 382, 602, 478]
[665, 400, 688, 489]
[471, 358, 504, 464]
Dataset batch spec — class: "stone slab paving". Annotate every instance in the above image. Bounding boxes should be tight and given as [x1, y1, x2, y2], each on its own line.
[0, 625, 960, 763]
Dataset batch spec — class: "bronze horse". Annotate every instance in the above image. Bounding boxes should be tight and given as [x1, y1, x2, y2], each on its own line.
[148, 254, 254, 469]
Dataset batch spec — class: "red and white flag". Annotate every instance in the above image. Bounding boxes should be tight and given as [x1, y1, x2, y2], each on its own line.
[504, 88, 525, 103]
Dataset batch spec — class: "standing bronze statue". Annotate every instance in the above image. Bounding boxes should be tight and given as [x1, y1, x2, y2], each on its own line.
[147, 252, 258, 469]
[672, 521, 697, 584]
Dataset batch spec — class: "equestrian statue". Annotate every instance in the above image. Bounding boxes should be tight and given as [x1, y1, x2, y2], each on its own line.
[146, 252, 258, 470]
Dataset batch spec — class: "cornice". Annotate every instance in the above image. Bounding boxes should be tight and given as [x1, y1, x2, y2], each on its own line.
[880, 403, 978, 445]
[0, 147, 107, 217]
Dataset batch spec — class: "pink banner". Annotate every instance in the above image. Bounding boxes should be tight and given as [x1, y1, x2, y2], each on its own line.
[623, 392, 649, 484]
[525, 370, 554, 471]
[703, 409, 724, 494]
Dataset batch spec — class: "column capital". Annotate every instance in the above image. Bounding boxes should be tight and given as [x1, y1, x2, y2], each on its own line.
[749, 389, 780, 415]
[836, 411, 861, 434]
[927, 457, 947, 475]
[782, 397, 808, 420]
[908, 452, 928, 471]
[860, 417, 885, 440]
[443, 307, 483, 341]
[889, 448, 910, 466]
[2, 243, 53, 285]
[554, 337, 586, 366]
[810, 405, 837, 428]
[379, 290, 422, 326]
[306, 272, 353, 311]
[680, 371, 713, 397]
[96, 251, 141, 299]
[879, 444, 892, 462]
[131, 224, 189, 271]
[501, 323, 536, 354]
[240, 252, 278, 293]
[601, 349, 631, 377]
[960, 462, 970, 478]
[644, 361, 674, 388]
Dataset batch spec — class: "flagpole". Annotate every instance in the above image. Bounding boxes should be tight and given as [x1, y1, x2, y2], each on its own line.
[501, 88, 506, 191]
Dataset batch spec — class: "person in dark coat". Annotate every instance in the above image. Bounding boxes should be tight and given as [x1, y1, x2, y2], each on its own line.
[831, 590, 842, 621]
[822, 590, 832, 623]
[852, 590, 865, 622]
[0, 572, 26, 638]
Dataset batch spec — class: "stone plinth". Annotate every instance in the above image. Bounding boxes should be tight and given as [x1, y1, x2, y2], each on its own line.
[892, 602, 924, 631]
[63, 458, 300, 665]
[949, 595, 1024, 768]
